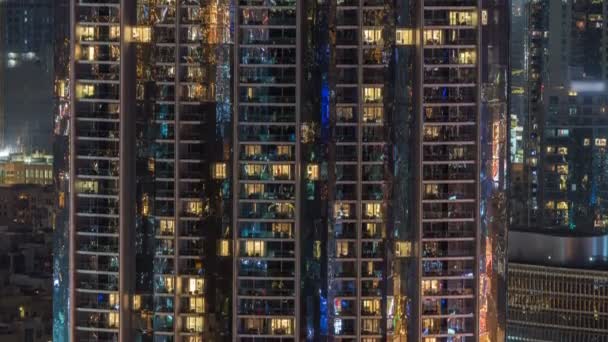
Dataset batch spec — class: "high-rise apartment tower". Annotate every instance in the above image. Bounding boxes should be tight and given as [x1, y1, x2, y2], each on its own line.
[68, 0, 508, 341]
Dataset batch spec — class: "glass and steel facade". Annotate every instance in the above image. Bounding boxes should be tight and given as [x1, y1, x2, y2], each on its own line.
[68, 0, 508, 341]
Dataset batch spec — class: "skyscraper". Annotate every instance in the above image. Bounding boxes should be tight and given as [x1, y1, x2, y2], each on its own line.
[68, 0, 508, 341]
[509, 0, 608, 339]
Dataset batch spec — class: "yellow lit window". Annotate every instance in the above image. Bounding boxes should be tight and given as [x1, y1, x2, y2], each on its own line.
[142, 194, 150, 216]
[363, 29, 382, 44]
[556, 201, 569, 210]
[87, 46, 96, 61]
[363, 107, 383, 123]
[58, 191, 65, 209]
[244, 164, 263, 177]
[424, 184, 439, 197]
[557, 147, 568, 155]
[334, 203, 351, 219]
[424, 126, 440, 139]
[159, 219, 174, 235]
[109, 293, 119, 307]
[189, 297, 205, 313]
[277, 145, 291, 157]
[245, 145, 261, 156]
[546, 146, 555, 153]
[271, 318, 293, 335]
[422, 280, 439, 294]
[245, 240, 266, 257]
[362, 319, 379, 334]
[336, 241, 350, 257]
[457, 50, 476, 64]
[556, 165, 568, 175]
[247, 87, 254, 100]
[110, 26, 120, 40]
[396, 28, 414, 45]
[545, 201, 555, 209]
[424, 30, 443, 45]
[218, 239, 231, 256]
[275, 203, 293, 215]
[133, 295, 141, 310]
[395, 241, 411, 257]
[244, 183, 264, 197]
[131, 26, 152, 42]
[559, 175, 567, 191]
[76, 84, 95, 98]
[313, 240, 321, 259]
[449, 11, 477, 26]
[364, 223, 379, 237]
[362, 299, 380, 315]
[596, 138, 607, 146]
[272, 164, 291, 179]
[307, 164, 319, 180]
[363, 87, 383, 103]
[185, 316, 204, 333]
[481, 10, 488, 25]
[212, 162, 227, 179]
[186, 277, 204, 294]
[584, 138, 590, 146]
[108, 312, 119, 328]
[77, 25, 95, 41]
[365, 203, 382, 219]
[186, 200, 203, 216]
[272, 223, 292, 237]
[75, 180, 98, 194]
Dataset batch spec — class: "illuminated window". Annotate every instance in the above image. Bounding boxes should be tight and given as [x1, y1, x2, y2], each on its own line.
[362, 319, 379, 334]
[131, 26, 152, 42]
[272, 164, 291, 179]
[363, 107, 383, 122]
[159, 219, 174, 235]
[362, 299, 380, 315]
[133, 295, 141, 310]
[363, 29, 382, 44]
[276, 145, 291, 157]
[212, 162, 227, 179]
[363, 87, 382, 103]
[364, 223, 379, 238]
[218, 239, 231, 256]
[109, 293, 119, 307]
[458, 50, 476, 64]
[422, 280, 439, 294]
[396, 28, 414, 45]
[481, 10, 488, 25]
[75, 180, 98, 194]
[546, 146, 556, 153]
[77, 25, 95, 41]
[107, 312, 119, 328]
[76, 84, 95, 98]
[186, 200, 203, 216]
[556, 201, 569, 210]
[271, 318, 293, 335]
[449, 11, 477, 26]
[141, 194, 150, 216]
[87, 46, 96, 61]
[596, 138, 607, 146]
[395, 241, 411, 257]
[559, 175, 567, 191]
[189, 297, 205, 313]
[58, 191, 65, 209]
[272, 223, 292, 237]
[424, 184, 439, 197]
[557, 129, 569, 137]
[334, 203, 352, 219]
[244, 183, 264, 197]
[364, 203, 382, 219]
[556, 165, 568, 175]
[307, 164, 319, 180]
[584, 138, 590, 146]
[186, 277, 204, 294]
[185, 316, 204, 333]
[423, 30, 443, 45]
[245, 145, 261, 157]
[245, 240, 266, 257]
[336, 241, 350, 257]
[110, 26, 120, 40]
[313, 241, 321, 259]
[557, 147, 568, 155]
[545, 201, 555, 209]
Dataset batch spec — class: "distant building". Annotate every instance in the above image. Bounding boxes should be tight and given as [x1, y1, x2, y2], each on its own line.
[0, 184, 54, 230]
[507, 230, 608, 341]
[0, 152, 52, 185]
